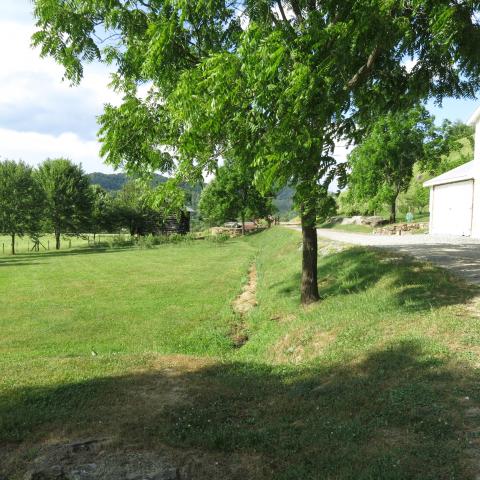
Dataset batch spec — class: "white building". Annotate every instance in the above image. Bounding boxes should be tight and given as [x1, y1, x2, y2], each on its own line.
[424, 106, 480, 237]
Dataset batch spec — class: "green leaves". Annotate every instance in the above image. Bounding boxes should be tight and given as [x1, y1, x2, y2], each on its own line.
[36, 158, 93, 236]
[347, 107, 436, 217]
[0, 161, 45, 241]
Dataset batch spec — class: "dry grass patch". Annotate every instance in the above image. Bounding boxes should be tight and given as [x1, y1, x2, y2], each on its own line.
[232, 264, 257, 316]
[270, 327, 337, 364]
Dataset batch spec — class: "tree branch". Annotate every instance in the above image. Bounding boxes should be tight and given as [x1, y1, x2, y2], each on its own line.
[277, 1, 289, 23]
[346, 45, 381, 90]
[289, 0, 304, 22]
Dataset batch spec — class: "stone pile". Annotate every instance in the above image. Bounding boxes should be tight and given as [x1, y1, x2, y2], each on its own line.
[374, 222, 429, 235]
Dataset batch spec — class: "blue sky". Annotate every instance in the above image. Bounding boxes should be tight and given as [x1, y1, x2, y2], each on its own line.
[0, 2, 478, 173]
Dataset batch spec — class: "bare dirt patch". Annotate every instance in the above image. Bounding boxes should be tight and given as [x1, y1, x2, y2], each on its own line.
[232, 264, 257, 316]
[229, 264, 258, 347]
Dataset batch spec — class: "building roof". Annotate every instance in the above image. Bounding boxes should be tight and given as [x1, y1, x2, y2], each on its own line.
[468, 105, 480, 126]
[423, 160, 476, 187]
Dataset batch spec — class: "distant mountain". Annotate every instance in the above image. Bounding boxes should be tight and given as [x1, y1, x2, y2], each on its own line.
[274, 186, 295, 217]
[88, 172, 295, 216]
[87, 172, 168, 191]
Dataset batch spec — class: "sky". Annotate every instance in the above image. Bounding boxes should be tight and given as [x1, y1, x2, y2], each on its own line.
[0, 3, 479, 174]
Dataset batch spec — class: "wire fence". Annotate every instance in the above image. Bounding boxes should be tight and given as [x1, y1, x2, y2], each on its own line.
[0, 234, 132, 256]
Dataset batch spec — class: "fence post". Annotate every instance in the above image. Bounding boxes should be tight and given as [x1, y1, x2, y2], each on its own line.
[2, 243, 4, 254]
[69, 239, 71, 249]
[48, 240, 50, 250]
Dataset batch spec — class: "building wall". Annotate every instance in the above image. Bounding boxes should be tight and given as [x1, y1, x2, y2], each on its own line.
[471, 119, 480, 238]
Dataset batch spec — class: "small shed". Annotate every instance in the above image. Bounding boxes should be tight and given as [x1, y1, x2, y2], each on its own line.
[160, 207, 193, 235]
[423, 106, 480, 237]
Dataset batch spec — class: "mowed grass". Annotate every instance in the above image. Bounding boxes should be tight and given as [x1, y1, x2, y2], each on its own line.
[0, 239, 255, 360]
[2, 228, 480, 479]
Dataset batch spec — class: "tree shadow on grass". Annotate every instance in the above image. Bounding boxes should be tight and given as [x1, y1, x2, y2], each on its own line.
[1, 340, 479, 479]
[271, 247, 478, 312]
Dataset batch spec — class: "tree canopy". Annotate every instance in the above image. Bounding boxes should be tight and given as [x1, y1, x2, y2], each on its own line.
[32, 0, 480, 303]
[0, 160, 45, 254]
[199, 159, 275, 230]
[347, 107, 434, 223]
[36, 158, 93, 249]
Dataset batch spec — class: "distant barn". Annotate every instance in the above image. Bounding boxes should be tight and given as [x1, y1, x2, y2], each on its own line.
[160, 208, 193, 235]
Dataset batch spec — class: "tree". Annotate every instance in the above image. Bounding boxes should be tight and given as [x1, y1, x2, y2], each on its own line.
[36, 159, 93, 249]
[398, 165, 431, 215]
[347, 107, 434, 223]
[114, 180, 163, 236]
[199, 159, 275, 232]
[90, 184, 117, 241]
[425, 120, 475, 176]
[32, 1, 480, 304]
[0, 160, 45, 255]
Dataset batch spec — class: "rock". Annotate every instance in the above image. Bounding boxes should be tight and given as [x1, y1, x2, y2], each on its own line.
[125, 474, 141, 480]
[68, 463, 97, 480]
[340, 215, 387, 226]
[340, 216, 360, 225]
[24, 466, 67, 480]
[150, 467, 179, 480]
[363, 216, 387, 227]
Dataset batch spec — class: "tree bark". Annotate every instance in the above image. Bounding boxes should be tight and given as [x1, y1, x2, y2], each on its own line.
[241, 212, 245, 236]
[390, 198, 396, 224]
[11, 233, 15, 255]
[301, 211, 320, 305]
[55, 230, 61, 250]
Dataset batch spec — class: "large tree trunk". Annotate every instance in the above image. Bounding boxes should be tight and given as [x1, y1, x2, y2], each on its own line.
[55, 230, 61, 250]
[390, 198, 397, 224]
[301, 210, 320, 305]
[11, 233, 15, 255]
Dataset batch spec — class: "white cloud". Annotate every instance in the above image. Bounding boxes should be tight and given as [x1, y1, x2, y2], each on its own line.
[0, 16, 121, 172]
[0, 19, 122, 129]
[0, 128, 115, 173]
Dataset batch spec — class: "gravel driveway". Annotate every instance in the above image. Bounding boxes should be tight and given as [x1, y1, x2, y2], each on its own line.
[287, 226, 480, 285]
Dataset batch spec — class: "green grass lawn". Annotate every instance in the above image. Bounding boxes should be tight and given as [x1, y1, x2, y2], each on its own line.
[2, 228, 480, 479]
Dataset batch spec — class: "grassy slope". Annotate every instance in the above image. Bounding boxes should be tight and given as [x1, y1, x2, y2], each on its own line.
[2, 228, 480, 479]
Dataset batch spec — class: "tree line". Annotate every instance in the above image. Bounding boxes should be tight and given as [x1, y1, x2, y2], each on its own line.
[0, 158, 191, 255]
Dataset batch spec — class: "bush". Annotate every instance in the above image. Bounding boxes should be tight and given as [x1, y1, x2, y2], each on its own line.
[207, 233, 230, 243]
[108, 235, 133, 248]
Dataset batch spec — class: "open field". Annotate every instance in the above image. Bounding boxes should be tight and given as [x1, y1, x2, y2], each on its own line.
[3, 228, 480, 479]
